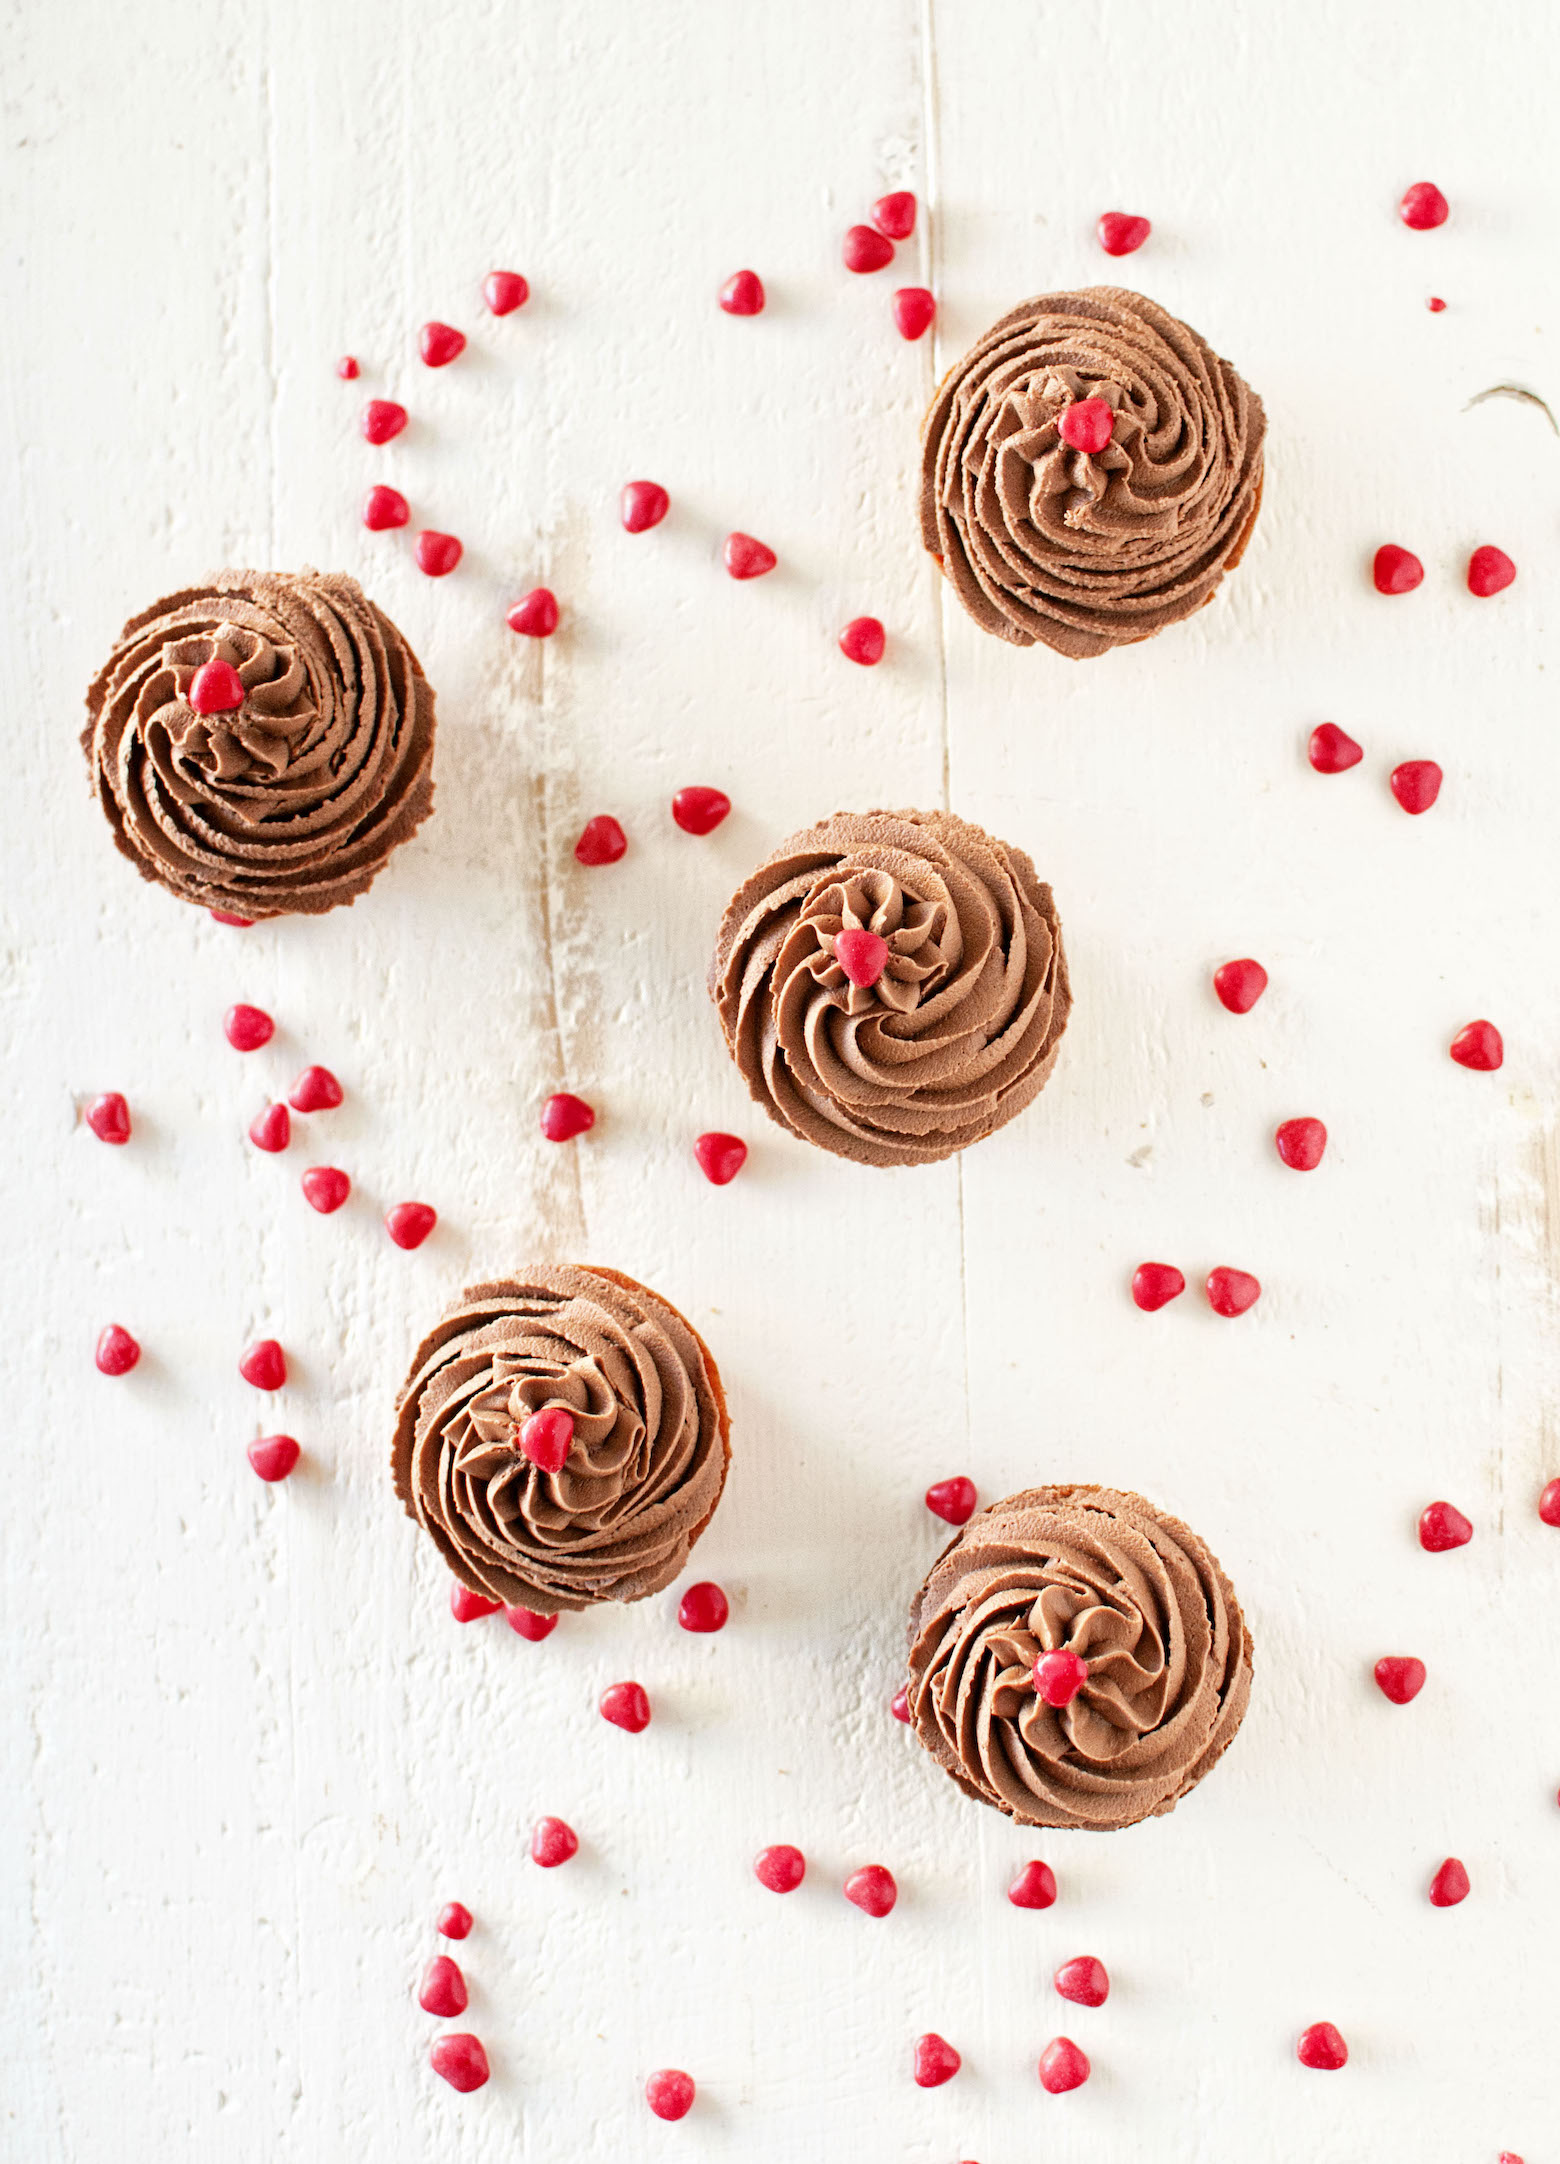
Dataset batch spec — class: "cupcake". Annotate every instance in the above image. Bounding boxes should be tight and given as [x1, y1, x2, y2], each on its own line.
[920, 288, 1265, 658]
[82, 569, 435, 918]
[709, 808, 1070, 1168]
[907, 1484, 1251, 1830]
[392, 1266, 730, 1614]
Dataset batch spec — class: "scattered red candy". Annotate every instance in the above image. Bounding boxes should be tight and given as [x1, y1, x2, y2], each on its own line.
[913, 2034, 961, 2088]
[1008, 1860, 1058, 1910]
[210, 910, 253, 928]
[724, 531, 776, 580]
[361, 399, 408, 445]
[839, 616, 886, 665]
[1097, 211, 1150, 256]
[620, 480, 670, 533]
[1373, 544, 1424, 595]
[1427, 295, 1447, 312]
[844, 1865, 897, 1918]
[429, 2033, 489, 2092]
[240, 1339, 287, 1391]
[1390, 760, 1442, 815]
[645, 2070, 695, 2122]
[451, 1581, 502, 1623]
[1419, 1500, 1473, 1552]
[1538, 1478, 1560, 1527]
[87, 1092, 131, 1145]
[872, 191, 917, 241]
[301, 1166, 351, 1215]
[1038, 2037, 1090, 2093]
[1467, 545, 1516, 598]
[418, 1954, 468, 2017]
[1034, 1649, 1089, 1709]
[95, 1324, 140, 1377]
[843, 224, 895, 273]
[1296, 2021, 1348, 2071]
[289, 1066, 343, 1114]
[835, 928, 889, 988]
[754, 1844, 806, 1893]
[415, 530, 462, 577]
[484, 270, 529, 316]
[541, 1092, 595, 1141]
[363, 483, 410, 531]
[1373, 1656, 1426, 1705]
[1206, 1267, 1261, 1318]
[1213, 958, 1267, 1014]
[505, 1606, 559, 1642]
[1057, 397, 1114, 455]
[248, 1434, 300, 1482]
[693, 1132, 747, 1186]
[926, 1477, 977, 1526]
[1400, 181, 1449, 230]
[249, 1103, 291, 1153]
[1449, 1020, 1503, 1072]
[1275, 1117, 1327, 1171]
[418, 321, 466, 367]
[575, 814, 627, 866]
[224, 1003, 274, 1051]
[600, 1681, 652, 1733]
[719, 269, 765, 316]
[678, 1580, 729, 1632]
[1132, 1263, 1186, 1312]
[386, 1201, 437, 1250]
[1309, 722, 1364, 773]
[1054, 1956, 1110, 2008]
[672, 786, 731, 836]
[518, 1406, 575, 1473]
[1428, 1856, 1470, 1907]
[437, 1901, 473, 1939]
[530, 1816, 578, 1867]
[890, 1687, 911, 1723]
[506, 587, 559, 638]
[336, 355, 360, 380]
[892, 287, 936, 340]
[188, 658, 245, 714]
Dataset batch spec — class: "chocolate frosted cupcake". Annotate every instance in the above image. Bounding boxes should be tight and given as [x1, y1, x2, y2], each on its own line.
[709, 808, 1070, 1168]
[83, 569, 435, 918]
[907, 1485, 1251, 1830]
[393, 1266, 730, 1615]
[920, 288, 1265, 658]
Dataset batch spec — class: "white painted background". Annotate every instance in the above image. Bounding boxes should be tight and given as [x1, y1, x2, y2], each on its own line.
[4, 2, 1559, 2157]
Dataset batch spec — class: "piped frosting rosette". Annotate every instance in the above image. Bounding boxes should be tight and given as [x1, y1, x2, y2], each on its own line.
[907, 1485, 1252, 1830]
[920, 287, 1265, 658]
[709, 808, 1071, 1168]
[392, 1266, 730, 1614]
[82, 568, 436, 917]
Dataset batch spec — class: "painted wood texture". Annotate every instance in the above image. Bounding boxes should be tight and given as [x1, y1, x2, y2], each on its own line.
[4, 2, 1558, 2157]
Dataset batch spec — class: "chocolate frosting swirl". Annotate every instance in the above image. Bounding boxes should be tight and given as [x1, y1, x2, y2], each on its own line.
[907, 1485, 1251, 1830]
[392, 1266, 730, 1615]
[920, 288, 1265, 658]
[709, 809, 1070, 1168]
[83, 569, 436, 917]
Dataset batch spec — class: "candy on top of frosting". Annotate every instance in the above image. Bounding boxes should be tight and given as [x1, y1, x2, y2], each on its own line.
[392, 1265, 730, 1616]
[709, 808, 1070, 1169]
[907, 1484, 1251, 1831]
[82, 569, 436, 920]
[920, 288, 1266, 659]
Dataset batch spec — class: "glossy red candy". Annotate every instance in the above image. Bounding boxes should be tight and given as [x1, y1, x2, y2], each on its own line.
[530, 1816, 578, 1867]
[871, 192, 917, 240]
[1467, 545, 1516, 597]
[913, 2034, 961, 2087]
[87, 1092, 131, 1145]
[289, 1065, 343, 1113]
[1008, 1860, 1058, 1910]
[1097, 211, 1150, 256]
[1538, 1478, 1560, 1527]
[1206, 1267, 1261, 1318]
[1034, 1650, 1088, 1709]
[1131, 1263, 1186, 1312]
[300, 1166, 351, 1214]
[678, 1581, 729, 1632]
[1390, 760, 1442, 814]
[1213, 959, 1267, 1014]
[484, 271, 529, 316]
[835, 928, 889, 988]
[1373, 544, 1424, 595]
[645, 2070, 696, 2121]
[362, 485, 409, 531]
[247, 1434, 300, 1482]
[518, 1407, 575, 1473]
[415, 531, 462, 577]
[1373, 1656, 1426, 1704]
[1418, 1500, 1472, 1552]
[1054, 1956, 1109, 2008]
[1275, 1117, 1327, 1171]
[839, 616, 886, 665]
[1400, 181, 1449, 230]
[1309, 723, 1363, 774]
[1038, 2036, 1090, 2093]
[892, 287, 936, 340]
[95, 1324, 140, 1376]
[843, 225, 894, 273]
[429, 2033, 489, 2092]
[575, 815, 627, 866]
[385, 1202, 437, 1250]
[541, 1092, 595, 1141]
[505, 1606, 559, 1642]
[672, 786, 730, 836]
[225, 1003, 275, 1052]
[1057, 398, 1113, 454]
[620, 480, 670, 533]
[926, 1477, 977, 1526]
[507, 587, 559, 637]
[450, 1581, 502, 1623]
[724, 532, 776, 579]
[600, 1681, 651, 1733]
[361, 400, 407, 445]
[693, 1132, 747, 1186]
[418, 1954, 468, 2016]
[418, 321, 466, 367]
[1296, 2021, 1348, 2070]
[1449, 1020, 1503, 1072]
[890, 1688, 910, 1723]
[336, 355, 360, 380]
[436, 1901, 474, 1939]
[188, 659, 245, 714]
[239, 1339, 286, 1391]
[1428, 1856, 1469, 1907]
[754, 1844, 806, 1892]
[844, 1865, 897, 1918]
[719, 270, 765, 316]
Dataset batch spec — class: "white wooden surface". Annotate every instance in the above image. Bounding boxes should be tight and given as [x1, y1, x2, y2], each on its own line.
[5, 2, 1559, 2157]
